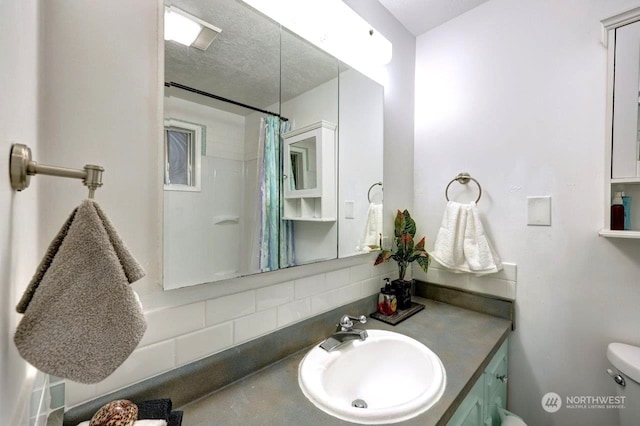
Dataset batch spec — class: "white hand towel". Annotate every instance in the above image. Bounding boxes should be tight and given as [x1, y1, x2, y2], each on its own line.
[14, 199, 147, 384]
[431, 201, 502, 276]
[357, 203, 383, 252]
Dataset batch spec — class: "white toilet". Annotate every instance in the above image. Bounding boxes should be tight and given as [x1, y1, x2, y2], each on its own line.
[606, 342, 640, 425]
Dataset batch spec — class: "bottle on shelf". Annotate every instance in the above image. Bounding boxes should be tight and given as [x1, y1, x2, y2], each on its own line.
[611, 191, 625, 231]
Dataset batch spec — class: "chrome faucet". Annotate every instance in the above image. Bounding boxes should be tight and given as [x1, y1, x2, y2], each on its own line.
[319, 314, 368, 352]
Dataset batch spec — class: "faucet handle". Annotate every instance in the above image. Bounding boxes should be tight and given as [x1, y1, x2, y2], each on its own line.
[338, 315, 367, 331]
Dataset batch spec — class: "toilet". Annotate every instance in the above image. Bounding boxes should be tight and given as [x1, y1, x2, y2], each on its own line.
[606, 342, 640, 425]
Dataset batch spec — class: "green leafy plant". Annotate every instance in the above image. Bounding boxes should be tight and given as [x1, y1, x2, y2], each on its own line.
[374, 209, 431, 280]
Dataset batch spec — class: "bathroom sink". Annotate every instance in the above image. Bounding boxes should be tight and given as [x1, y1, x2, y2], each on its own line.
[298, 329, 446, 424]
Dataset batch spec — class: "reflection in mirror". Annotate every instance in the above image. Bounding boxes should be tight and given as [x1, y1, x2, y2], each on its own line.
[163, 0, 282, 290]
[338, 63, 384, 258]
[290, 139, 315, 190]
[162, 0, 384, 290]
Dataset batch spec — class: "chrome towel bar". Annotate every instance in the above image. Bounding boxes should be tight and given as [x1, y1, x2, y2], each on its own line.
[10, 143, 104, 199]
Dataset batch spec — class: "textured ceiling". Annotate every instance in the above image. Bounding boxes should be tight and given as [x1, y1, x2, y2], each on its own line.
[377, 0, 491, 36]
[165, 0, 341, 115]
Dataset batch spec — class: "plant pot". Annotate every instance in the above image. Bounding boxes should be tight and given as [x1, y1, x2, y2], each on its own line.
[391, 279, 413, 310]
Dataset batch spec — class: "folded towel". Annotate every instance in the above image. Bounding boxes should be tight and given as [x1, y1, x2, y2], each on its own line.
[77, 421, 167, 426]
[14, 199, 147, 383]
[431, 201, 502, 276]
[357, 203, 383, 252]
[137, 399, 172, 421]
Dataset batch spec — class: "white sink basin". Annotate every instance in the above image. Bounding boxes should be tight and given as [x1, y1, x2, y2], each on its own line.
[298, 329, 446, 424]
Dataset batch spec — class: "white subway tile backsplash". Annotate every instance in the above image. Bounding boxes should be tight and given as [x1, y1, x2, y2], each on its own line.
[234, 309, 277, 343]
[339, 282, 362, 304]
[256, 281, 294, 311]
[420, 261, 517, 300]
[294, 274, 325, 299]
[206, 291, 255, 326]
[85, 256, 493, 407]
[66, 383, 97, 409]
[277, 299, 311, 327]
[140, 302, 205, 347]
[350, 263, 371, 282]
[96, 340, 175, 396]
[176, 322, 233, 365]
[325, 268, 350, 290]
[361, 277, 381, 297]
[311, 289, 340, 314]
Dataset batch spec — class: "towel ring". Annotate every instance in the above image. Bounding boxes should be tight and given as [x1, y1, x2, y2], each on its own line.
[367, 182, 383, 203]
[445, 173, 482, 203]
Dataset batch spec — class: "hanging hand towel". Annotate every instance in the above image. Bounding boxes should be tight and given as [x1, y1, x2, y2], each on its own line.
[357, 203, 383, 252]
[14, 199, 147, 384]
[430, 201, 502, 276]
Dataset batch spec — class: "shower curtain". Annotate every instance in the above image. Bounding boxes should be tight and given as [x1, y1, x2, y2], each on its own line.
[255, 116, 295, 271]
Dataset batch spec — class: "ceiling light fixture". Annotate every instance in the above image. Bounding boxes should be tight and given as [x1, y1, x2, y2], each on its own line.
[241, 0, 392, 77]
[164, 6, 222, 51]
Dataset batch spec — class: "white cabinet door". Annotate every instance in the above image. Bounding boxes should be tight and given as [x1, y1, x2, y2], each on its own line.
[612, 20, 640, 178]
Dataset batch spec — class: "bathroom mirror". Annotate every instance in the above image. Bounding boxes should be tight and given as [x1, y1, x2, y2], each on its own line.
[163, 0, 383, 290]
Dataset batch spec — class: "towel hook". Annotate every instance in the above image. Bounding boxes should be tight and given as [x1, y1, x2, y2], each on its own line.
[445, 172, 482, 203]
[367, 182, 383, 203]
[9, 143, 104, 199]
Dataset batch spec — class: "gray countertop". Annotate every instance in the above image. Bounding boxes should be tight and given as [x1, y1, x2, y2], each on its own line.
[180, 297, 511, 425]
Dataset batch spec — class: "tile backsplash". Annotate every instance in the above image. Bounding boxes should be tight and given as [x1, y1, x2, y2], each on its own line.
[66, 258, 395, 407]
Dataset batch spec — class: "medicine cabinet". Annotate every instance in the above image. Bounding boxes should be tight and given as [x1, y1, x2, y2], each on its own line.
[601, 8, 640, 238]
[283, 120, 337, 221]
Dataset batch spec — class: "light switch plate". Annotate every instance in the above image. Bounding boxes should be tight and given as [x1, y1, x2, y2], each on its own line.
[345, 201, 355, 219]
[527, 196, 552, 226]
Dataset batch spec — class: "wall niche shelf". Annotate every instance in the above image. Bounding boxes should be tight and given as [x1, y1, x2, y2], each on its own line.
[601, 8, 640, 238]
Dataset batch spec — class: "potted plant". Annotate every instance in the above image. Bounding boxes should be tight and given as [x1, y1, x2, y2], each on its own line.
[374, 209, 431, 309]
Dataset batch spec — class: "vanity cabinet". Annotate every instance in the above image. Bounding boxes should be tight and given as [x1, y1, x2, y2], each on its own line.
[601, 9, 640, 238]
[447, 338, 509, 426]
[283, 120, 337, 221]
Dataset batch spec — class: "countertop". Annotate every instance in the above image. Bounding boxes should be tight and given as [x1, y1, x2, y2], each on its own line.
[180, 296, 511, 425]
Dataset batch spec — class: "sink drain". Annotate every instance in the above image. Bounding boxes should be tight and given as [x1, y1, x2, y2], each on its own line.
[352, 399, 368, 409]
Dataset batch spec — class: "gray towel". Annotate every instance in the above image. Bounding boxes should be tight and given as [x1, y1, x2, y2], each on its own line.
[14, 199, 147, 384]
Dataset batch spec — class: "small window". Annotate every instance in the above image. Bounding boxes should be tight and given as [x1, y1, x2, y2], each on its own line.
[164, 119, 202, 191]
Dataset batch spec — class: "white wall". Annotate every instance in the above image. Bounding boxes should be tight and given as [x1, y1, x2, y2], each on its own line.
[27, 0, 416, 408]
[414, 0, 640, 424]
[0, 0, 41, 422]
